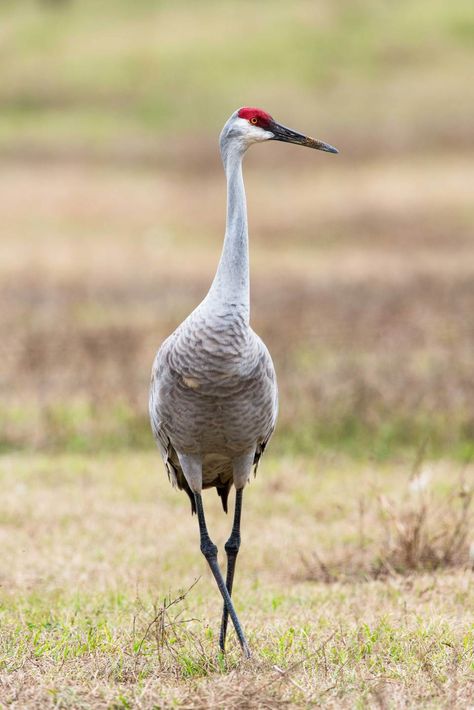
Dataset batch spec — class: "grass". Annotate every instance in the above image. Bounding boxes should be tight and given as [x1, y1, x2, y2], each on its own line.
[0, 155, 473, 458]
[300, 466, 473, 581]
[0, 452, 473, 707]
[0, 0, 472, 155]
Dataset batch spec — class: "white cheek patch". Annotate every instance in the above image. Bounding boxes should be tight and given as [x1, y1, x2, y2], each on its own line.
[234, 118, 272, 143]
[251, 127, 274, 142]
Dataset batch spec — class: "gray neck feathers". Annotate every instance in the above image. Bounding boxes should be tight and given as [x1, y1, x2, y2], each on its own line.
[206, 135, 249, 323]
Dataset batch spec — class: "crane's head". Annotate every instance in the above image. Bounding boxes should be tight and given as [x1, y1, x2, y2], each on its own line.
[220, 107, 338, 159]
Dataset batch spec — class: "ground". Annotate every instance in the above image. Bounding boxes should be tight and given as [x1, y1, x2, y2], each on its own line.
[1, 453, 473, 708]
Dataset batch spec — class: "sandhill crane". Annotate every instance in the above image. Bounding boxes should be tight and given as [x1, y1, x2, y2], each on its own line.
[149, 107, 338, 658]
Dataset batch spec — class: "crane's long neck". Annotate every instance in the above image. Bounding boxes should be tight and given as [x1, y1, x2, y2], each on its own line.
[207, 143, 249, 322]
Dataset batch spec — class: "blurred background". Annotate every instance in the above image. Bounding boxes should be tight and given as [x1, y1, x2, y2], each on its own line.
[1, 0, 473, 461]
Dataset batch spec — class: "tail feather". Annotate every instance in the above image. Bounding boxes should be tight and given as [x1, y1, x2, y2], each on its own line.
[216, 481, 232, 513]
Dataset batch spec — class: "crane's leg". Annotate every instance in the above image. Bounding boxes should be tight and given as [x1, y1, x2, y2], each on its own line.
[194, 492, 251, 658]
[219, 487, 243, 652]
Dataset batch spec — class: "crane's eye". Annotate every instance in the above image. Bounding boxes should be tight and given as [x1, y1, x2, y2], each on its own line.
[250, 117, 258, 125]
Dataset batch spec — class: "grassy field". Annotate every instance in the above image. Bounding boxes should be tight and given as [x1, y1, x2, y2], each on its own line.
[1, 452, 473, 707]
[1, 154, 473, 459]
[1, 0, 474, 707]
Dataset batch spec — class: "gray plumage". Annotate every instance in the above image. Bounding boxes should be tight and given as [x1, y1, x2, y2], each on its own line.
[149, 110, 278, 512]
[150, 305, 277, 512]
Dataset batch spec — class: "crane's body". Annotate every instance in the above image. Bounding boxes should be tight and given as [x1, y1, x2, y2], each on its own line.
[150, 310, 277, 511]
[149, 107, 337, 657]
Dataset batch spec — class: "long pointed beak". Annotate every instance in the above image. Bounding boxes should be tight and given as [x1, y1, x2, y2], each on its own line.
[269, 120, 338, 154]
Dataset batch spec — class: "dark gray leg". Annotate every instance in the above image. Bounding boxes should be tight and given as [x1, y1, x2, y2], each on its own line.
[219, 488, 243, 652]
[194, 492, 250, 658]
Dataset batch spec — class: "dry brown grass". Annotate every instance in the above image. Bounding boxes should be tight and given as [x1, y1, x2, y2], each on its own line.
[1, 154, 473, 456]
[0, 452, 473, 708]
[301, 468, 473, 583]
